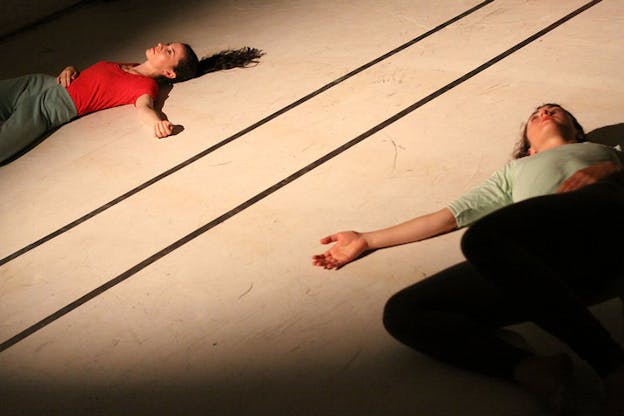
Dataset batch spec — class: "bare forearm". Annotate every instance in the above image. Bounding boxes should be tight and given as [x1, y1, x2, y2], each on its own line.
[361, 208, 458, 250]
[135, 94, 173, 138]
[313, 208, 458, 270]
[136, 104, 162, 126]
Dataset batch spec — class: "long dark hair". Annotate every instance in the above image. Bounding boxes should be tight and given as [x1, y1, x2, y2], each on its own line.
[171, 45, 264, 83]
[512, 103, 586, 159]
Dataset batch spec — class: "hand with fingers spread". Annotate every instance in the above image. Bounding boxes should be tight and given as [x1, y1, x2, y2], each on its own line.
[56, 66, 79, 87]
[557, 161, 622, 193]
[312, 209, 458, 271]
[312, 231, 369, 270]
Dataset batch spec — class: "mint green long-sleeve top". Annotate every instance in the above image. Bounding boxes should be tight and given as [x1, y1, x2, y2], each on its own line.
[448, 142, 624, 228]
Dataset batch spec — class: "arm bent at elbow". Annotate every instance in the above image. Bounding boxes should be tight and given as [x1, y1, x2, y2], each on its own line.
[312, 207, 458, 270]
[557, 161, 623, 193]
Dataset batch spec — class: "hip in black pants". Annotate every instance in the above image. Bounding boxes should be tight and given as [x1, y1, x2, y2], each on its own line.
[383, 181, 624, 379]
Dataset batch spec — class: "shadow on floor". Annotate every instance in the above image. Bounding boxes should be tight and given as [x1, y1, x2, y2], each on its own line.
[4, 298, 623, 416]
[0, 346, 544, 416]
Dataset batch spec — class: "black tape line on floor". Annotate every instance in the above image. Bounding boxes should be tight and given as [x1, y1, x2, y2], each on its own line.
[0, 0, 494, 267]
[0, 0, 602, 353]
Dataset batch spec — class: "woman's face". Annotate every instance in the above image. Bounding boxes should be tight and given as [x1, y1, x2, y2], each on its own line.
[145, 42, 187, 79]
[525, 105, 577, 153]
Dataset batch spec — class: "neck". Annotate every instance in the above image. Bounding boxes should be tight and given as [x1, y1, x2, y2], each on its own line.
[126, 62, 159, 79]
[533, 136, 576, 154]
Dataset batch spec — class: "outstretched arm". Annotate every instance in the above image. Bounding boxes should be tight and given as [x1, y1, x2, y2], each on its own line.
[312, 207, 458, 270]
[56, 66, 79, 87]
[135, 94, 173, 138]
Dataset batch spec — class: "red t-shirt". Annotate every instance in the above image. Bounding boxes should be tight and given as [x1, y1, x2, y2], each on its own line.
[66, 61, 159, 116]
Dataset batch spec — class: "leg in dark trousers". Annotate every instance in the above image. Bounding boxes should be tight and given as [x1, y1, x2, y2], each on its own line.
[383, 261, 533, 379]
[384, 181, 624, 414]
[461, 181, 624, 378]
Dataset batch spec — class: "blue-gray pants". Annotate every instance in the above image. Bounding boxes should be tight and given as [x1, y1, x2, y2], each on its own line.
[0, 73, 77, 164]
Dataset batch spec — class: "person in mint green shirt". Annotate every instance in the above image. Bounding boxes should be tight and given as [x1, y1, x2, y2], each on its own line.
[313, 104, 624, 414]
[448, 140, 624, 227]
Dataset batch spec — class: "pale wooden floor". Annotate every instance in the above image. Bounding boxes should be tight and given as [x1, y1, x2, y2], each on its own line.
[1, 1, 623, 414]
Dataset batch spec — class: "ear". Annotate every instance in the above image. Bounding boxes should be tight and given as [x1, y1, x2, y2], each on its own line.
[162, 69, 177, 79]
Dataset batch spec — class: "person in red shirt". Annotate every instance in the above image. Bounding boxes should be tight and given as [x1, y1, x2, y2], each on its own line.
[0, 42, 263, 164]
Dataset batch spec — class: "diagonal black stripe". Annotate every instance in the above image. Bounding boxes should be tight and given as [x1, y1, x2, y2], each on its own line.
[0, 0, 495, 267]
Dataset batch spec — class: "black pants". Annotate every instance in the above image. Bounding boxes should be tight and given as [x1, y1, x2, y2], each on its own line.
[383, 181, 624, 379]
